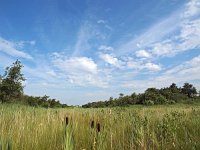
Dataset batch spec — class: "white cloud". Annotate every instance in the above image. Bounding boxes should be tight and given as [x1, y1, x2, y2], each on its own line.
[123, 55, 200, 91]
[46, 70, 57, 77]
[179, 19, 200, 49]
[151, 40, 175, 56]
[118, 11, 180, 55]
[135, 50, 151, 58]
[98, 45, 114, 51]
[99, 53, 121, 68]
[16, 40, 36, 48]
[159, 55, 200, 81]
[0, 54, 15, 69]
[51, 54, 110, 87]
[126, 60, 140, 69]
[118, 0, 200, 59]
[73, 22, 93, 56]
[23, 64, 59, 82]
[53, 56, 98, 74]
[124, 56, 161, 72]
[0, 37, 32, 59]
[151, 0, 200, 57]
[66, 73, 109, 88]
[126, 60, 161, 72]
[183, 0, 200, 18]
[97, 19, 112, 30]
[151, 18, 200, 57]
[144, 63, 161, 71]
[127, 61, 162, 72]
[97, 20, 105, 24]
[73, 21, 109, 56]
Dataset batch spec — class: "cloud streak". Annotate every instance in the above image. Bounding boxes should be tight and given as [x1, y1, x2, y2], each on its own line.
[123, 55, 200, 91]
[0, 37, 33, 59]
[118, 0, 200, 59]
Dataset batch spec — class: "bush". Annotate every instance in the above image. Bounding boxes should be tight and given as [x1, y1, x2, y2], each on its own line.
[168, 100, 176, 104]
[156, 95, 168, 104]
[144, 100, 154, 105]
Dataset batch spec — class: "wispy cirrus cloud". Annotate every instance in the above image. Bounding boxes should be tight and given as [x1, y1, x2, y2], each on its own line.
[183, 0, 200, 17]
[152, 0, 200, 56]
[0, 37, 33, 59]
[143, 63, 162, 71]
[118, 11, 181, 55]
[157, 55, 200, 82]
[118, 0, 200, 59]
[126, 58, 161, 72]
[98, 45, 114, 51]
[16, 40, 36, 48]
[97, 19, 106, 24]
[73, 21, 93, 56]
[151, 19, 200, 57]
[73, 19, 111, 56]
[123, 55, 200, 91]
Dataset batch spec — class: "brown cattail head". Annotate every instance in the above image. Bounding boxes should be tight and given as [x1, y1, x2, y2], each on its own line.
[65, 116, 69, 126]
[96, 123, 100, 132]
[91, 120, 94, 129]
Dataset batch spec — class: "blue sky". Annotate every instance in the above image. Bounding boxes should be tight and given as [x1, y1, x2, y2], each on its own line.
[0, 0, 200, 105]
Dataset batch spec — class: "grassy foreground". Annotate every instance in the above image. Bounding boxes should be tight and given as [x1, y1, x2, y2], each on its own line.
[0, 104, 200, 150]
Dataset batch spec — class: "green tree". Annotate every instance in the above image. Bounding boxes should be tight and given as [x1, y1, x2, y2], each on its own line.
[181, 83, 197, 98]
[119, 93, 124, 98]
[169, 83, 179, 93]
[0, 75, 3, 102]
[144, 88, 167, 104]
[199, 90, 200, 97]
[0, 60, 25, 102]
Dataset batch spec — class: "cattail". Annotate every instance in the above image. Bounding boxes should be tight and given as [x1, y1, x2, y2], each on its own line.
[65, 116, 69, 126]
[7, 142, 11, 150]
[96, 123, 100, 132]
[109, 109, 112, 115]
[91, 120, 95, 129]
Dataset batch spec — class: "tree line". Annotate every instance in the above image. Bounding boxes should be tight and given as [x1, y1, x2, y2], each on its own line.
[82, 83, 200, 108]
[1, 60, 199, 108]
[0, 60, 68, 108]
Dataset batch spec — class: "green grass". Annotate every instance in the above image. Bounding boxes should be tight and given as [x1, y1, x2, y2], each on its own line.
[0, 104, 200, 150]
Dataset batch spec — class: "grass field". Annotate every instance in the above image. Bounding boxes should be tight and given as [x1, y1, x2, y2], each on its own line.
[0, 104, 200, 150]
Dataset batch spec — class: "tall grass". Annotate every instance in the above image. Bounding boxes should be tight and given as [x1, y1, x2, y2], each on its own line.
[0, 104, 200, 149]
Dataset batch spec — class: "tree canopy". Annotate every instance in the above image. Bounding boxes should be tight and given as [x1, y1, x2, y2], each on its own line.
[82, 83, 200, 108]
[0, 60, 25, 102]
[0, 60, 68, 108]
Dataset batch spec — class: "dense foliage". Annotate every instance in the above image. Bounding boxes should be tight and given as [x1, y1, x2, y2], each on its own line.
[22, 95, 68, 108]
[0, 60, 67, 108]
[82, 83, 199, 108]
[0, 60, 25, 103]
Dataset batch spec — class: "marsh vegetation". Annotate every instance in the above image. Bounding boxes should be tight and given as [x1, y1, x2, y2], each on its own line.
[1, 104, 200, 150]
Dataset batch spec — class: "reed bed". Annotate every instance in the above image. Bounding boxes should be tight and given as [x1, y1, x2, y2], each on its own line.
[0, 104, 200, 150]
